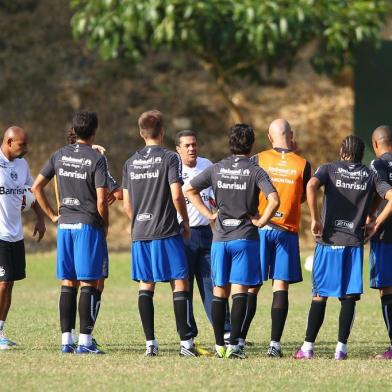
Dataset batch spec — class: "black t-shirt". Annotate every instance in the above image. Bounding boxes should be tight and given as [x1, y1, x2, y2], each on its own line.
[40, 143, 108, 228]
[190, 155, 276, 241]
[314, 160, 391, 246]
[370, 152, 392, 242]
[122, 145, 182, 241]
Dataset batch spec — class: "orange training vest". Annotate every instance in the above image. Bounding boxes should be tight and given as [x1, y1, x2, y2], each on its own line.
[257, 149, 307, 233]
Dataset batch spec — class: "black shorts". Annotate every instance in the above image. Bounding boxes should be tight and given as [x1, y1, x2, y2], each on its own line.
[0, 239, 26, 282]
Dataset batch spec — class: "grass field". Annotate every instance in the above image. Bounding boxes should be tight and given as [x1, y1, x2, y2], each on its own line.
[2, 251, 392, 391]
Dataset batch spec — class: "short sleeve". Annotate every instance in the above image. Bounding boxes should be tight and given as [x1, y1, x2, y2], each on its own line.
[94, 155, 108, 188]
[40, 154, 56, 180]
[313, 163, 329, 185]
[168, 153, 183, 185]
[374, 173, 392, 199]
[190, 165, 213, 191]
[25, 162, 34, 186]
[122, 161, 129, 189]
[255, 167, 276, 197]
[370, 159, 389, 182]
[303, 161, 312, 189]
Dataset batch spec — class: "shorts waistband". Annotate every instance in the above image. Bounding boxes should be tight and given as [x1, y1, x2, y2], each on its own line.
[190, 225, 211, 230]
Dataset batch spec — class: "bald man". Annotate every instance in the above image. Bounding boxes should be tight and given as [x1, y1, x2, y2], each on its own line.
[239, 119, 311, 357]
[0, 126, 45, 349]
[369, 125, 392, 359]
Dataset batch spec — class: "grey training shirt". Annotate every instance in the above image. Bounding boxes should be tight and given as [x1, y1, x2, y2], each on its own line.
[122, 145, 182, 241]
[190, 155, 276, 242]
[40, 143, 108, 228]
[314, 160, 391, 246]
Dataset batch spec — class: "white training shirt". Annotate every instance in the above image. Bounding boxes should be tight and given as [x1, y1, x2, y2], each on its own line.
[180, 156, 214, 227]
[0, 148, 33, 242]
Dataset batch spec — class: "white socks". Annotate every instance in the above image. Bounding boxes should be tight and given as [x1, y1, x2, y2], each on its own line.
[78, 333, 92, 346]
[180, 338, 194, 349]
[62, 332, 73, 345]
[301, 341, 314, 351]
[270, 340, 281, 350]
[336, 341, 347, 354]
[146, 339, 158, 348]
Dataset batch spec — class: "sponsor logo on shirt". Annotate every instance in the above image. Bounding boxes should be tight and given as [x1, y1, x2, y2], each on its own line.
[0, 186, 24, 195]
[217, 181, 246, 190]
[336, 167, 369, 178]
[335, 220, 354, 230]
[335, 179, 367, 190]
[61, 156, 92, 166]
[222, 219, 242, 227]
[0, 266, 5, 277]
[58, 168, 87, 180]
[274, 211, 284, 218]
[62, 197, 80, 206]
[219, 168, 250, 176]
[130, 170, 159, 180]
[136, 213, 153, 221]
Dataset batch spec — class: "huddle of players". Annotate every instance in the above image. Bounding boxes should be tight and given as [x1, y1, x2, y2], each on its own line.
[1, 109, 392, 360]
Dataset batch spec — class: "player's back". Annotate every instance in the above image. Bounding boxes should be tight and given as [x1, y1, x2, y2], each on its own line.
[123, 145, 181, 241]
[46, 143, 107, 228]
[316, 160, 382, 246]
[256, 149, 308, 233]
[209, 155, 275, 241]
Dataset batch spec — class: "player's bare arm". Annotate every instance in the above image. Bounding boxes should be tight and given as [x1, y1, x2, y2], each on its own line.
[96, 187, 109, 237]
[171, 182, 191, 240]
[250, 191, 280, 228]
[31, 201, 46, 241]
[122, 188, 133, 220]
[32, 174, 59, 223]
[306, 177, 323, 237]
[184, 183, 217, 221]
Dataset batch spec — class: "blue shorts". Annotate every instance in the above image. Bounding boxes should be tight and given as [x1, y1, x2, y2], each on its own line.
[131, 235, 188, 282]
[370, 241, 392, 289]
[259, 227, 302, 283]
[312, 244, 363, 298]
[57, 223, 107, 281]
[211, 240, 261, 286]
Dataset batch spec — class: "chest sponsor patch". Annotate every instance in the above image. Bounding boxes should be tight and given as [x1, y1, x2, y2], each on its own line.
[137, 213, 153, 222]
[222, 219, 242, 227]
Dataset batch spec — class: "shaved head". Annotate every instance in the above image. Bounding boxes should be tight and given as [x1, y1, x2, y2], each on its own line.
[1, 126, 29, 160]
[372, 125, 392, 146]
[3, 126, 26, 141]
[268, 119, 293, 149]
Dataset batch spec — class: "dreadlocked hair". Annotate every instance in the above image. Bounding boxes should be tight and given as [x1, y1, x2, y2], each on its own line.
[340, 135, 365, 163]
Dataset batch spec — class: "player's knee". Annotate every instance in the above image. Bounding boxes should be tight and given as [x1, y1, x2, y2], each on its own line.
[340, 295, 360, 302]
[312, 294, 328, 302]
[171, 278, 189, 292]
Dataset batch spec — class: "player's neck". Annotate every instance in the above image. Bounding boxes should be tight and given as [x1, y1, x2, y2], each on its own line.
[76, 139, 93, 146]
[145, 139, 161, 146]
[272, 142, 291, 150]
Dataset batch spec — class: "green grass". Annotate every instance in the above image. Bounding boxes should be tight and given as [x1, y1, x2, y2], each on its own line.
[2, 252, 392, 391]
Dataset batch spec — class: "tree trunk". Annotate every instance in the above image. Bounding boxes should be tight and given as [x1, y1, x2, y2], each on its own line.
[216, 76, 243, 123]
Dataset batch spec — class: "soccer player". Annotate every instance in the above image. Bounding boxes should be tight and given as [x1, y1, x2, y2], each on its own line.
[175, 130, 231, 346]
[239, 119, 311, 357]
[294, 135, 392, 360]
[122, 110, 195, 357]
[185, 123, 279, 359]
[64, 128, 122, 346]
[369, 125, 392, 359]
[32, 111, 108, 354]
[0, 126, 46, 349]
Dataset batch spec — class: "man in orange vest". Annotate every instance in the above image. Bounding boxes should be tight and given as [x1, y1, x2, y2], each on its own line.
[239, 119, 311, 357]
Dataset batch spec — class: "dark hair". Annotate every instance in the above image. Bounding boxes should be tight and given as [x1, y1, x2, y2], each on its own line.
[229, 123, 255, 155]
[67, 128, 77, 144]
[138, 110, 163, 139]
[72, 111, 98, 140]
[340, 135, 365, 163]
[175, 130, 197, 146]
